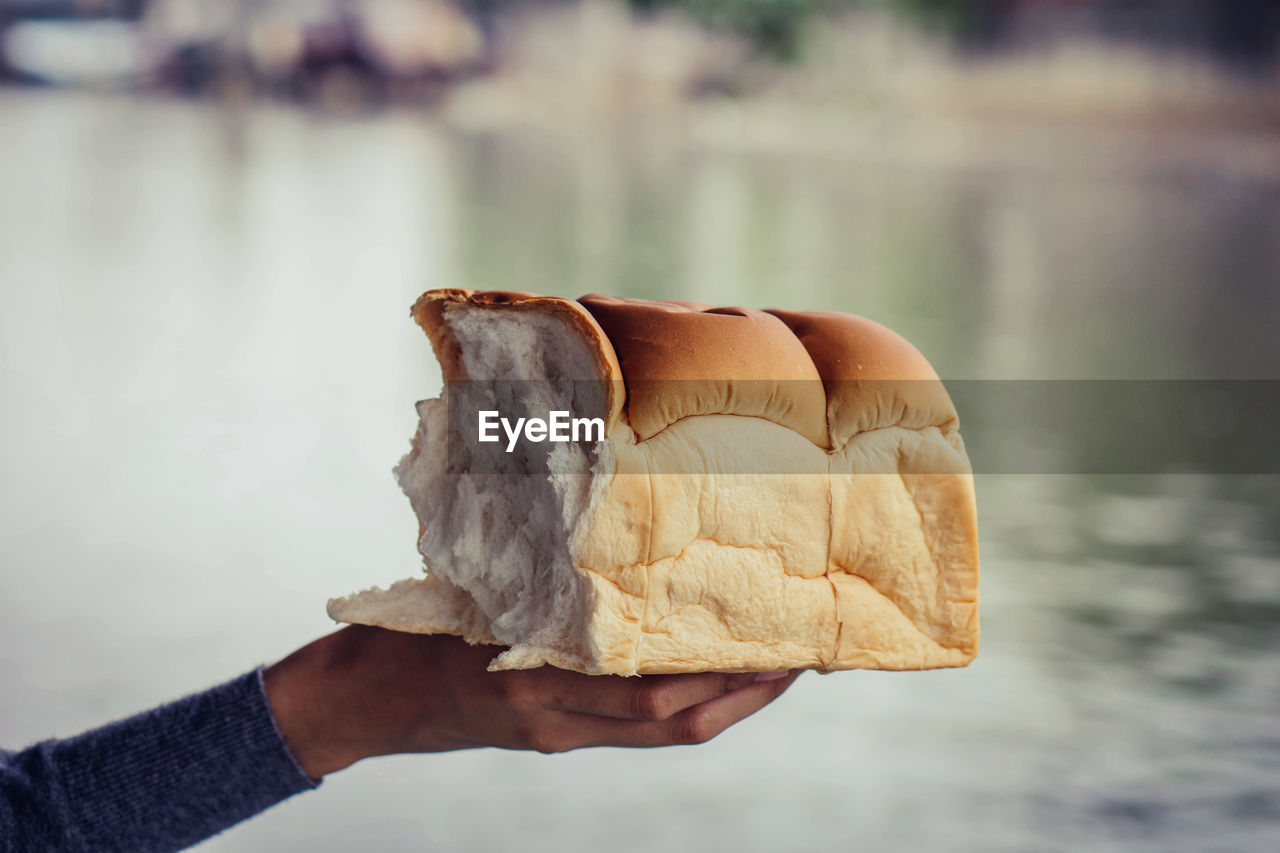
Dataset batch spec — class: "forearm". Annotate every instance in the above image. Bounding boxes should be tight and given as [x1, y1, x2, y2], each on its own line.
[1, 670, 317, 853]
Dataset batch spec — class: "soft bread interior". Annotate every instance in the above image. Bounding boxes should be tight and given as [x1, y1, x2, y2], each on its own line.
[331, 303, 612, 671]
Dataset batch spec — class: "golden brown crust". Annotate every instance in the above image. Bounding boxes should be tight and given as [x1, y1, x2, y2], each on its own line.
[765, 308, 959, 448]
[578, 294, 829, 448]
[410, 289, 626, 430]
[763, 308, 940, 384]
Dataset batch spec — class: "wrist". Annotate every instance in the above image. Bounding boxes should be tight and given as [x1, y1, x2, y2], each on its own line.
[263, 629, 373, 779]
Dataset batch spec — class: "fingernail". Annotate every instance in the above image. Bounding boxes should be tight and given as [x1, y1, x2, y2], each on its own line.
[753, 671, 789, 682]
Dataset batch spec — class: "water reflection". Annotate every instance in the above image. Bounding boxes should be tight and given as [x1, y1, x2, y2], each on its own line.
[0, 89, 1277, 852]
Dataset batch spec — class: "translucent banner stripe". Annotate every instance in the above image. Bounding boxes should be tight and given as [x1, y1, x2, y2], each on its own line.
[427, 380, 1280, 475]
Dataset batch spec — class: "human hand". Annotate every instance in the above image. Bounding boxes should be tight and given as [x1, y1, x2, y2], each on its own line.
[263, 626, 802, 780]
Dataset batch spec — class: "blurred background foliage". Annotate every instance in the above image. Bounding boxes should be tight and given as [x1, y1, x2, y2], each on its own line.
[3, 0, 1279, 93]
[631, 0, 827, 59]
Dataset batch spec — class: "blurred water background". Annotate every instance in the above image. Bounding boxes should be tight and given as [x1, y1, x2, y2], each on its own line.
[1, 2, 1278, 851]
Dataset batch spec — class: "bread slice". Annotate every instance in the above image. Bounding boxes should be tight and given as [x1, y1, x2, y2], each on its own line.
[327, 289, 979, 675]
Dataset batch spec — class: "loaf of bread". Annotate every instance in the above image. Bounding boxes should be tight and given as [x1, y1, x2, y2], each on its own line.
[328, 290, 979, 675]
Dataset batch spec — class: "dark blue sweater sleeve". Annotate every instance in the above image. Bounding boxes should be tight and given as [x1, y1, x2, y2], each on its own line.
[0, 668, 320, 852]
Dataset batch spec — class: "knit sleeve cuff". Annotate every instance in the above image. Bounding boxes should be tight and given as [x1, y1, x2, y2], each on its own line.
[50, 668, 320, 852]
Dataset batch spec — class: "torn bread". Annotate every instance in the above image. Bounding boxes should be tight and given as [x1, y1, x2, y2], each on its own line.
[328, 289, 979, 675]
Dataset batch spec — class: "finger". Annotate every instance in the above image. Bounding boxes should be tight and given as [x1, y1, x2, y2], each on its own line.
[546, 670, 761, 721]
[552, 669, 803, 750]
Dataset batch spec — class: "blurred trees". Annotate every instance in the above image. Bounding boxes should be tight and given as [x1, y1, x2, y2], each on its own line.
[628, 0, 828, 59]
[628, 0, 1280, 68]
